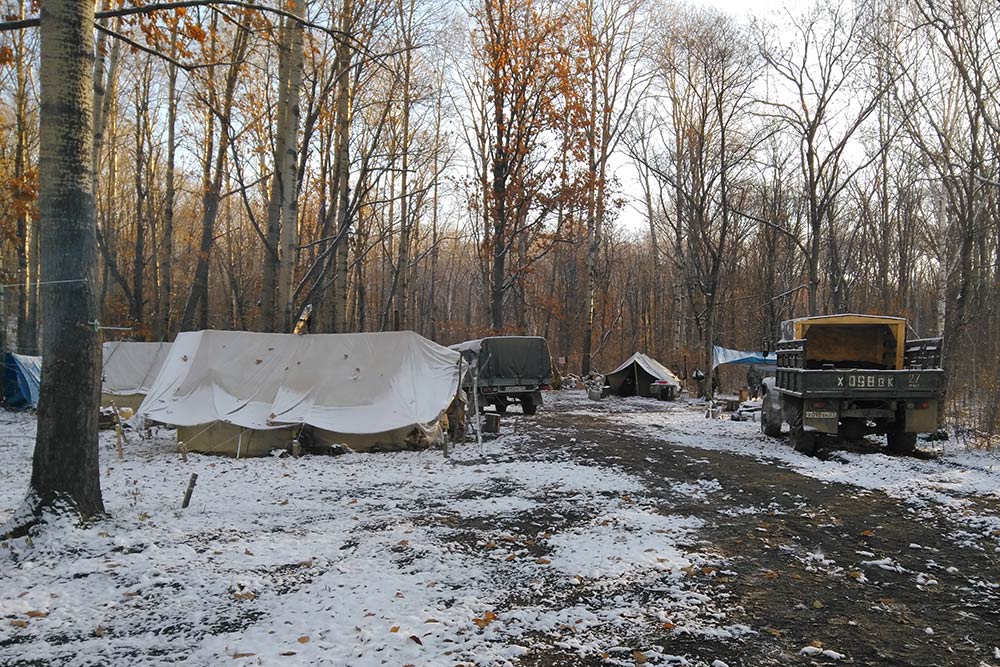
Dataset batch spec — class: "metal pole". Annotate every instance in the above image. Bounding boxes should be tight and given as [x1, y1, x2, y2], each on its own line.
[473, 364, 483, 456]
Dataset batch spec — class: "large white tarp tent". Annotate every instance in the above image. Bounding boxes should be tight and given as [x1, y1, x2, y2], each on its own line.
[101, 341, 173, 410]
[605, 352, 681, 398]
[138, 330, 463, 457]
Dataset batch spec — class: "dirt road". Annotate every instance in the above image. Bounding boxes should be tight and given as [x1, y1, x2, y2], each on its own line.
[513, 395, 1000, 666]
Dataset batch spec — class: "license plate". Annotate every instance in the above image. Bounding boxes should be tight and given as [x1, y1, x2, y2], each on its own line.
[805, 411, 837, 419]
[505, 386, 527, 392]
[837, 374, 894, 389]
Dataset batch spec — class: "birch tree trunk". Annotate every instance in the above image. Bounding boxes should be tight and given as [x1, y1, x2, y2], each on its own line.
[29, 0, 104, 520]
[276, 0, 306, 332]
[331, 0, 354, 333]
[158, 33, 178, 340]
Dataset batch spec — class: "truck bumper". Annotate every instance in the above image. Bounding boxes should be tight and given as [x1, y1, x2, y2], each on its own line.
[802, 400, 939, 435]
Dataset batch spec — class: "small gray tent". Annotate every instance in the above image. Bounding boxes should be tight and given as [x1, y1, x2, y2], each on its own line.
[605, 352, 681, 398]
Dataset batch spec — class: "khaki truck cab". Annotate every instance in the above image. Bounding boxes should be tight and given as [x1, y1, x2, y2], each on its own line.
[760, 314, 943, 455]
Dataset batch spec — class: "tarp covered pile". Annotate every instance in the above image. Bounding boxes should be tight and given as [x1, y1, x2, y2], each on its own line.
[711, 345, 777, 369]
[605, 352, 681, 398]
[101, 341, 173, 410]
[138, 330, 462, 457]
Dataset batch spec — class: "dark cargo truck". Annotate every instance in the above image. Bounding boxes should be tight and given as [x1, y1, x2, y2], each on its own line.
[760, 314, 943, 455]
[451, 336, 553, 415]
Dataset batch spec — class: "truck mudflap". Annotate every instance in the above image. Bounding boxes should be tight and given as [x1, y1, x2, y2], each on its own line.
[905, 399, 938, 433]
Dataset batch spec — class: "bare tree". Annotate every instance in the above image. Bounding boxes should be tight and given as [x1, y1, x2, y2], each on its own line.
[179, 12, 252, 331]
[757, 0, 888, 314]
[577, 0, 651, 374]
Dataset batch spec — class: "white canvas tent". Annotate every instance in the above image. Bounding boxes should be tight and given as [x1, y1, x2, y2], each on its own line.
[605, 352, 681, 398]
[138, 330, 462, 457]
[101, 341, 173, 410]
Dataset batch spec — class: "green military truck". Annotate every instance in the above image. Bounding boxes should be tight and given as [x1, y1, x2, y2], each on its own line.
[760, 314, 943, 455]
[451, 336, 553, 415]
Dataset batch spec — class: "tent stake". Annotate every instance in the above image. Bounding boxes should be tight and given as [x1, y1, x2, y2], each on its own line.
[181, 473, 198, 509]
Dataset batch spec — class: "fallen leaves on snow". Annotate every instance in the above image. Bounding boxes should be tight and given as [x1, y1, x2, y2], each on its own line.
[473, 611, 497, 628]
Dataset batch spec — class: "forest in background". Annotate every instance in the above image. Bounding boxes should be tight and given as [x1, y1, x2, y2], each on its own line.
[1, 0, 999, 442]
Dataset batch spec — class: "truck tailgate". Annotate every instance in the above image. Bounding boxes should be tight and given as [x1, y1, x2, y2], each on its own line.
[778, 369, 944, 398]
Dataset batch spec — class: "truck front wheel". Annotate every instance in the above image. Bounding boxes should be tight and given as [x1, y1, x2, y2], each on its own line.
[761, 391, 782, 437]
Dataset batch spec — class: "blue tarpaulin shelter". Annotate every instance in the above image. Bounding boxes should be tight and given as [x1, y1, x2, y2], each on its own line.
[712, 346, 777, 369]
[4, 352, 41, 409]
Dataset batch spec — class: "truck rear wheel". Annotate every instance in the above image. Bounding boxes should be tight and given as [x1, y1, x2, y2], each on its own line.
[887, 421, 917, 454]
[787, 398, 816, 456]
[521, 394, 538, 415]
[761, 391, 782, 437]
[494, 396, 508, 415]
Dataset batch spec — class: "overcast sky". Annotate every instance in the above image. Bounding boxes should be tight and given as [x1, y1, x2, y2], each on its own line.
[695, 0, 807, 18]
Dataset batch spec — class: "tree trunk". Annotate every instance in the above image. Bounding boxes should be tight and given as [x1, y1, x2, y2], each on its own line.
[260, 20, 290, 332]
[14, 6, 32, 354]
[131, 71, 147, 330]
[330, 0, 354, 333]
[29, 0, 104, 520]
[26, 206, 41, 352]
[394, 38, 413, 331]
[429, 71, 443, 341]
[158, 35, 177, 340]
[581, 48, 600, 375]
[489, 57, 508, 331]
[277, 0, 305, 332]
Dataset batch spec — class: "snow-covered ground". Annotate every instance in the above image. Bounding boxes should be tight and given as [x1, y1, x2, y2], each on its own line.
[2, 391, 999, 666]
[0, 408, 733, 666]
